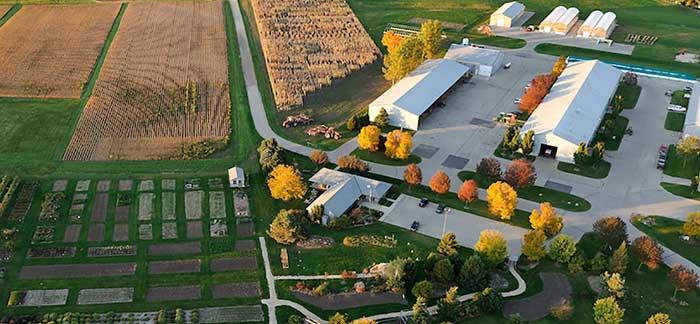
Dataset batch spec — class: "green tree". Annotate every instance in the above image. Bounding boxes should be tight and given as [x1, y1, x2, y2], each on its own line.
[411, 280, 433, 300]
[521, 130, 535, 155]
[433, 258, 454, 283]
[267, 209, 304, 245]
[548, 234, 576, 264]
[676, 136, 700, 167]
[436, 286, 460, 322]
[592, 141, 606, 163]
[574, 142, 589, 166]
[608, 242, 628, 274]
[522, 229, 547, 262]
[507, 128, 521, 153]
[374, 108, 389, 127]
[258, 138, 283, 170]
[437, 232, 458, 255]
[593, 296, 625, 324]
[691, 176, 699, 193]
[418, 20, 443, 59]
[457, 255, 489, 292]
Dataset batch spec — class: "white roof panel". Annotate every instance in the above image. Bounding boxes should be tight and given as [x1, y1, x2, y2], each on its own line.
[556, 7, 579, 25]
[541, 6, 567, 24]
[581, 10, 603, 28]
[594, 12, 616, 31]
[444, 44, 504, 67]
[493, 1, 525, 18]
[521, 60, 622, 146]
[369, 59, 468, 116]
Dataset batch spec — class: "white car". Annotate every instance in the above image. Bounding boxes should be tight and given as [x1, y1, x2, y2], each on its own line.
[667, 105, 687, 113]
[513, 98, 521, 104]
[684, 93, 691, 99]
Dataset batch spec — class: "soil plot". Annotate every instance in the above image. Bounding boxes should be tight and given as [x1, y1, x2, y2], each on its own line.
[211, 282, 260, 299]
[149, 259, 201, 275]
[148, 242, 201, 255]
[199, 306, 264, 323]
[0, 4, 121, 98]
[64, 2, 230, 161]
[18, 263, 136, 279]
[77, 287, 134, 305]
[91, 193, 109, 222]
[146, 285, 201, 302]
[185, 191, 203, 219]
[19, 289, 69, 307]
[210, 257, 257, 272]
[209, 191, 226, 219]
[138, 193, 154, 220]
[162, 192, 176, 220]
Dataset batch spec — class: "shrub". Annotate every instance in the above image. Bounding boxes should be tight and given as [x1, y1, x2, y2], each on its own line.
[313, 282, 329, 296]
[457, 255, 489, 292]
[477, 157, 501, 179]
[411, 280, 433, 299]
[472, 287, 502, 314]
[433, 258, 454, 283]
[337, 155, 369, 173]
[549, 299, 573, 320]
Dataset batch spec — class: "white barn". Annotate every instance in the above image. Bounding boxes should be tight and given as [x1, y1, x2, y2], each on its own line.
[520, 60, 622, 163]
[577, 10, 603, 38]
[490, 1, 526, 28]
[682, 83, 700, 139]
[444, 44, 505, 77]
[228, 166, 245, 188]
[369, 59, 468, 131]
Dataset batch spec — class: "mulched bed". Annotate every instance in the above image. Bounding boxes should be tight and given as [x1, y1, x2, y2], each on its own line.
[235, 240, 256, 252]
[9, 182, 37, 221]
[292, 291, 407, 310]
[27, 247, 76, 259]
[187, 221, 203, 239]
[146, 285, 201, 302]
[148, 259, 201, 275]
[503, 272, 573, 321]
[138, 193, 154, 221]
[209, 191, 226, 219]
[20, 289, 69, 306]
[211, 282, 260, 299]
[161, 192, 176, 220]
[138, 180, 154, 191]
[52, 180, 68, 192]
[115, 206, 130, 222]
[236, 221, 254, 237]
[63, 224, 81, 243]
[77, 287, 133, 305]
[210, 222, 228, 237]
[233, 194, 249, 217]
[162, 222, 177, 239]
[118, 180, 133, 191]
[91, 193, 109, 222]
[87, 245, 136, 257]
[96, 180, 111, 192]
[18, 262, 137, 279]
[162, 179, 176, 191]
[210, 257, 257, 272]
[185, 191, 203, 219]
[199, 306, 264, 323]
[113, 224, 129, 241]
[296, 236, 334, 249]
[75, 180, 91, 192]
[139, 224, 153, 240]
[87, 223, 105, 242]
[148, 242, 201, 255]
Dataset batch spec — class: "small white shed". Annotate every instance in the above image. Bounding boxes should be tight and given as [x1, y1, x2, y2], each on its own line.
[228, 166, 245, 188]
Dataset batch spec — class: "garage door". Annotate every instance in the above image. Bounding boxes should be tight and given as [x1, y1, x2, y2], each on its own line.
[497, 19, 505, 27]
[544, 26, 551, 33]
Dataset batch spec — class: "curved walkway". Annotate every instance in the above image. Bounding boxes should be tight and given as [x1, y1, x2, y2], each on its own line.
[503, 272, 572, 321]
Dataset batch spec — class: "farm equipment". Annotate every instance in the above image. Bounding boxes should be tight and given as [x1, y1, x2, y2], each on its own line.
[282, 113, 313, 128]
[306, 125, 342, 140]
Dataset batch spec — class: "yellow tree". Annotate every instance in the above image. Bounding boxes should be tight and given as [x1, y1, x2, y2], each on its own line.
[383, 36, 424, 83]
[385, 130, 412, 160]
[418, 20, 443, 59]
[267, 165, 307, 201]
[682, 211, 700, 239]
[486, 181, 517, 220]
[522, 229, 547, 262]
[351, 319, 377, 324]
[358, 125, 381, 152]
[475, 229, 508, 265]
[552, 55, 567, 78]
[645, 313, 671, 324]
[529, 202, 563, 236]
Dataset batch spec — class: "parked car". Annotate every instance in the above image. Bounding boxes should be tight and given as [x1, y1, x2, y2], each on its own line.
[410, 221, 420, 231]
[657, 145, 668, 169]
[435, 204, 446, 214]
[513, 98, 522, 104]
[685, 86, 693, 92]
[684, 93, 692, 99]
[665, 90, 673, 96]
[667, 105, 687, 113]
[418, 198, 429, 207]
[504, 62, 512, 69]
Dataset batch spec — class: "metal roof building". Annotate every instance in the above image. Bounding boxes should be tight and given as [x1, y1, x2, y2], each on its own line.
[306, 168, 391, 220]
[520, 60, 622, 163]
[489, 1, 526, 28]
[444, 44, 505, 77]
[683, 83, 700, 139]
[577, 10, 603, 38]
[552, 7, 579, 35]
[369, 59, 468, 130]
[539, 6, 567, 33]
[592, 12, 617, 39]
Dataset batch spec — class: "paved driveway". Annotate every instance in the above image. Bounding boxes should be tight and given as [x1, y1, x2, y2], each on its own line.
[381, 195, 528, 260]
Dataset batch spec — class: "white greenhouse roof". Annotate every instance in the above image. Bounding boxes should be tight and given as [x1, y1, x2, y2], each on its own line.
[556, 7, 579, 25]
[581, 10, 603, 28]
[445, 44, 504, 67]
[520, 60, 622, 146]
[369, 59, 468, 116]
[594, 12, 616, 31]
[683, 82, 700, 138]
[541, 6, 567, 24]
[493, 1, 525, 18]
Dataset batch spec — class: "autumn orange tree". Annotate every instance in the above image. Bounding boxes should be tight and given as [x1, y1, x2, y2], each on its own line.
[337, 155, 369, 173]
[381, 31, 402, 52]
[429, 170, 451, 195]
[630, 236, 663, 271]
[358, 125, 381, 152]
[404, 163, 422, 190]
[309, 150, 328, 168]
[668, 264, 699, 300]
[267, 165, 307, 201]
[529, 202, 563, 237]
[457, 179, 478, 207]
[486, 181, 517, 220]
[519, 74, 555, 114]
[385, 130, 412, 160]
[504, 159, 537, 189]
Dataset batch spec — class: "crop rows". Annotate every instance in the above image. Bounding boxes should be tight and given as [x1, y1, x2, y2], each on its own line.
[0, 4, 121, 98]
[251, 0, 380, 110]
[64, 2, 230, 161]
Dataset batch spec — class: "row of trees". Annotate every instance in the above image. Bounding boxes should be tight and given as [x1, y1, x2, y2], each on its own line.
[358, 125, 413, 160]
[500, 128, 535, 157]
[382, 20, 443, 83]
[518, 56, 566, 114]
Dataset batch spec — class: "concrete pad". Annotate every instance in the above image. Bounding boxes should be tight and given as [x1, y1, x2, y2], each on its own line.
[412, 144, 439, 159]
[470, 118, 496, 128]
[162, 222, 178, 240]
[77, 287, 134, 305]
[544, 180, 573, 193]
[87, 223, 105, 242]
[63, 224, 81, 243]
[187, 221, 203, 239]
[113, 224, 129, 241]
[442, 155, 469, 169]
[138, 224, 153, 240]
[146, 285, 200, 302]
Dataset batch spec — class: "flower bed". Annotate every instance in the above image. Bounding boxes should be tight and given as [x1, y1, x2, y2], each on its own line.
[296, 236, 334, 249]
[342, 235, 396, 248]
[31, 226, 55, 244]
[39, 192, 64, 221]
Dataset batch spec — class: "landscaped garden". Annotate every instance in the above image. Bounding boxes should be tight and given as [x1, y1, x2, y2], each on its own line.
[557, 160, 612, 179]
[660, 182, 700, 200]
[614, 82, 642, 110]
[665, 112, 686, 132]
[632, 214, 700, 266]
[663, 144, 700, 180]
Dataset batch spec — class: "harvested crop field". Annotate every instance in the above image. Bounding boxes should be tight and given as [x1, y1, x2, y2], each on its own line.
[64, 2, 230, 161]
[251, 0, 379, 110]
[0, 4, 121, 98]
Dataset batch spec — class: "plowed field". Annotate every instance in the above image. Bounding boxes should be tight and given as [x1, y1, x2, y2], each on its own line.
[64, 2, 230, 161]
[0, 4, 121, 98]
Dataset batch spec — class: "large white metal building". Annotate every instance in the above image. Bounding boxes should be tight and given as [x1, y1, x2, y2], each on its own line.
[683, 83, 700, 139]
[444, 44, 505, 77]
[369, 59, 468, 130]
[489, 1, 526, 28]
[520, 60, 622, 163]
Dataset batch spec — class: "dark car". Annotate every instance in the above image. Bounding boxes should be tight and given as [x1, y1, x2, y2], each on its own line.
[410, 221, 420, 232]
[657, 145, 668, 169]
[418, 198, 429, 207]
[435, 204, 446, 214]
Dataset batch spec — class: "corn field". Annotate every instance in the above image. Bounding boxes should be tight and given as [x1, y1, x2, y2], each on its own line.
[64, 2, 230, 161]
[251, 0, 380, 110]
[0, 4, 121, 98]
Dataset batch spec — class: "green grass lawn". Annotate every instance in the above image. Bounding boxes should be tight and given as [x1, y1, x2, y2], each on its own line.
[557, 160, 612, 179]
[633, 215, 700, 267]
[493, 144, 536, 162]
[352, 148, 421, 166]
[660, 182, 700, 200]
[457, 171, 591, 212]
[594, 114, 629, 151]
[672, 90, 691, 108]
[663, 145, 700, 180]
[665, 112, 686, 132]
[615, 83, 642, 109]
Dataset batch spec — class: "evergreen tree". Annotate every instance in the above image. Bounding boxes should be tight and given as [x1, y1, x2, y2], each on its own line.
[457, 255, 489, 292]
[608, 242, 629, 274]
[574, 142, 589, 166]
[436, 287, 460, 322]
[374, 108, 389, 127]
[409, 297, 431, 324]
[437, 232, 458, 255]
[521, 130, 535, 155]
